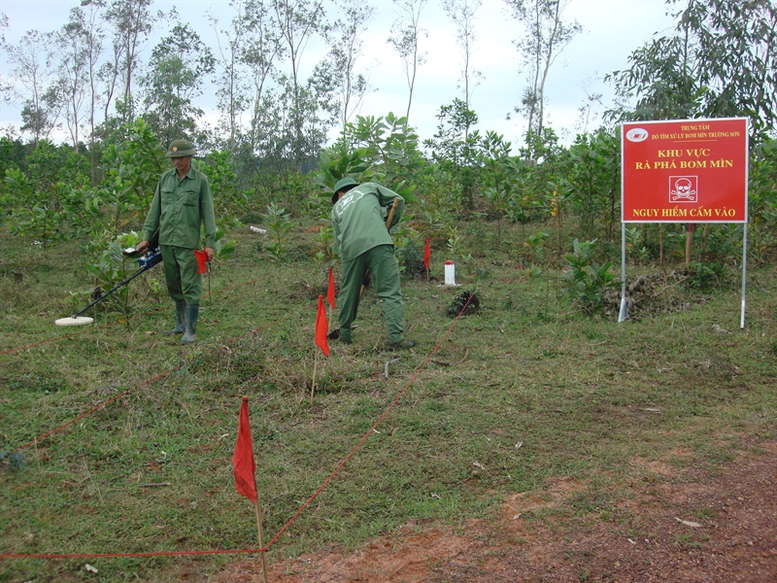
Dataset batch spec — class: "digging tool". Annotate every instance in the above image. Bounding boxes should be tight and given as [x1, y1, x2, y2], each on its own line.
[55, 238, 162, 327]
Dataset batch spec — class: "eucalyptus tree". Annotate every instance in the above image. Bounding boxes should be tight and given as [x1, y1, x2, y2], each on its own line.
[608, 0, 777, 142]
[388, 0, 428, 120]
[504, 0, 581, 156]
[442, 0, 482, 110]
[0, 13, 10, 102]
[52, 3, 106, 154]
[327, 0, 375, 129]
[241, 0, 286, 152]
[209, 2, 252, 153]
[272, 0, 328, 167]
[141, 23, 216, 145]
[103, 0, 158, 123]
[59, 1, 106, 182]
[6, 30, 61, 145]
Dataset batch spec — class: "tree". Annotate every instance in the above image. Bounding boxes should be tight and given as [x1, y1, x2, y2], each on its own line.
[0, 12, 11, 103]
[317, 112, 423, 207]
[271, 0, 328, 165]
[104, 0, 157, 123]
[442, 0, 482, 110]
[209, 2, 251, 154]
[388, 0, 428, 120]
[424, 98, 481, 211]
[607, 0, 777, 142]
[327, 0, 375, 129]
[6, 30, 61, 145]
[504, 0, 581, 157]
[60, 1, 107, 183]
[52, 4, 106, 154]
[563, 131, 620, 242]
[141, 23, 215, 145]
[240, 0, 286, 152]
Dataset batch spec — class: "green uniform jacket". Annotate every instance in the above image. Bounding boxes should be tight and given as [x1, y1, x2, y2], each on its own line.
[331, 182, 404, 262]
[143, 166, 216, 249]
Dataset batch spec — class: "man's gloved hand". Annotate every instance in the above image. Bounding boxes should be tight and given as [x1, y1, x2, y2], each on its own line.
[362, 271, 373, 288]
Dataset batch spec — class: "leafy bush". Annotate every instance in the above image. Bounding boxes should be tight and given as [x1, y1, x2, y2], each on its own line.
[684, 260, 728, 291]
[561, 238, 617, 315]
[262, 203, 295, 265]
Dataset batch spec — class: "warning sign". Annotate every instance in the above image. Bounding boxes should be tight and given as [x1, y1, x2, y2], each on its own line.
[622, 118, 748, 223]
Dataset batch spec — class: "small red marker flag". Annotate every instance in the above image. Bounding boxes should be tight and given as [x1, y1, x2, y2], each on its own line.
[315, 295, 329, 356]
[423, 237, 431, 270]
[327, 266, 336, 309]
[233, 397, 257, 502]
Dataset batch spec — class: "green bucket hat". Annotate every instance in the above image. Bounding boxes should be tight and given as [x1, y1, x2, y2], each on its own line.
[165, 139, 196, 158]
[332, 177, 359, 203]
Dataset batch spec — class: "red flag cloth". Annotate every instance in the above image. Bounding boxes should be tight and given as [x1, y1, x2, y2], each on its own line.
[194, 249, 208, 274]
[423, 237, 431, 270]
[233, 397, 257, 502]
[327, 267, 336, 309]
[315, 295, 329, 356]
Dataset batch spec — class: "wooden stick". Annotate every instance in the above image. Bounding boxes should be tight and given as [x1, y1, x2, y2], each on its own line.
[310, 349, 319, 406]
[385, 197, 400, 230]
[254, 497, 269, 583]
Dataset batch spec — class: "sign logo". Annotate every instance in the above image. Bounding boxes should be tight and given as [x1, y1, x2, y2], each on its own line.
[626, 128, 649, 142]
[669, 176, 698, 203]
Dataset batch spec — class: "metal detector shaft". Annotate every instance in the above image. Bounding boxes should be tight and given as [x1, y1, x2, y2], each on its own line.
[71, 252, 161, 318]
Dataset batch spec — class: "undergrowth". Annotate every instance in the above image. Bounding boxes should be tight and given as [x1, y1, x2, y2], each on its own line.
[1, 221, 776, 582]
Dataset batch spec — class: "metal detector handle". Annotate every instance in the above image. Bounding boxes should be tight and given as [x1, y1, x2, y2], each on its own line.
[71, 254, 160, 318]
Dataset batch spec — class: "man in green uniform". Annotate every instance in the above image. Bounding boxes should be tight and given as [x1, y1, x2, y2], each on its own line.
[136, 139, 216, 345]
[331, 177, 415, 349]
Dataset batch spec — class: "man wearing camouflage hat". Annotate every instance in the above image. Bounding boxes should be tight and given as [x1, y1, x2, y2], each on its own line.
[331, 177, 415, 349]
[136, 139, 216, 345]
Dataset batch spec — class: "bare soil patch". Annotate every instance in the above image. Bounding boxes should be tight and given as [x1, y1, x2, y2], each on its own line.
[213, 441, 777, 582]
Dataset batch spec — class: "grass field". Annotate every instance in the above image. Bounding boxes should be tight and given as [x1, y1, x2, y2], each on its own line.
[2, 221, 776, 582]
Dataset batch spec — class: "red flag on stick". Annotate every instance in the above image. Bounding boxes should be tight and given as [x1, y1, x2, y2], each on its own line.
[423, 237, 431, 270]
[327, 267, 336, 309]
[315, 295, 329, 356]
[233, 397, 257, 502]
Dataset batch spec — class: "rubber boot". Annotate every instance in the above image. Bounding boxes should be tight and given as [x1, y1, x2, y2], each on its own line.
[164, 300, 187, 335]
[181, 303, 199, 345]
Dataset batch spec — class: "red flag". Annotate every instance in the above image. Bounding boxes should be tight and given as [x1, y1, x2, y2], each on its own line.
[423, 237, 431, 270]
[194, 249, 208, 274]
[233, 397, 257, 502]
[315, 295, 329, 356]
[326, 266, 336, 309]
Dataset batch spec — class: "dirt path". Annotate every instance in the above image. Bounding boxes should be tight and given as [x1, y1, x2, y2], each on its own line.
[213, 442, 777, 582]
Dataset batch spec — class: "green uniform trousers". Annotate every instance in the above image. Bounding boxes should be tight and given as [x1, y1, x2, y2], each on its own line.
[338, 244, 405, 344]
[160, 245, 202, 304]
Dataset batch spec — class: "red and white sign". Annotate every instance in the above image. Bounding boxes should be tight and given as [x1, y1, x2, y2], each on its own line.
[622, 118, 748, 223]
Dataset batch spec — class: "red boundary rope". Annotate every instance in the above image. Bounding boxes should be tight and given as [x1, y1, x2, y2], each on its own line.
[12, 322, 275, 452]
[1, 294, 474, 560]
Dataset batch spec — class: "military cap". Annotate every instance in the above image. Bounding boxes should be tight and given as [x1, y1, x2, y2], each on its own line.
[165, 139, 196, 158]
[332, 177, 359, 203]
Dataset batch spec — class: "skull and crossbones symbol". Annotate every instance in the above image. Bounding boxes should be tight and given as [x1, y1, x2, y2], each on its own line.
[670, 177, 697, 201]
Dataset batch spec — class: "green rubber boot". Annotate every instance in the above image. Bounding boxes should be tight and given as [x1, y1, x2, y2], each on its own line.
[181, 304, 199, 345]
[164, 300, 187, 335]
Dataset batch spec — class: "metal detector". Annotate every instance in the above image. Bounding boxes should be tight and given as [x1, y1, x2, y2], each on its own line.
[55, 232, 161, 327]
